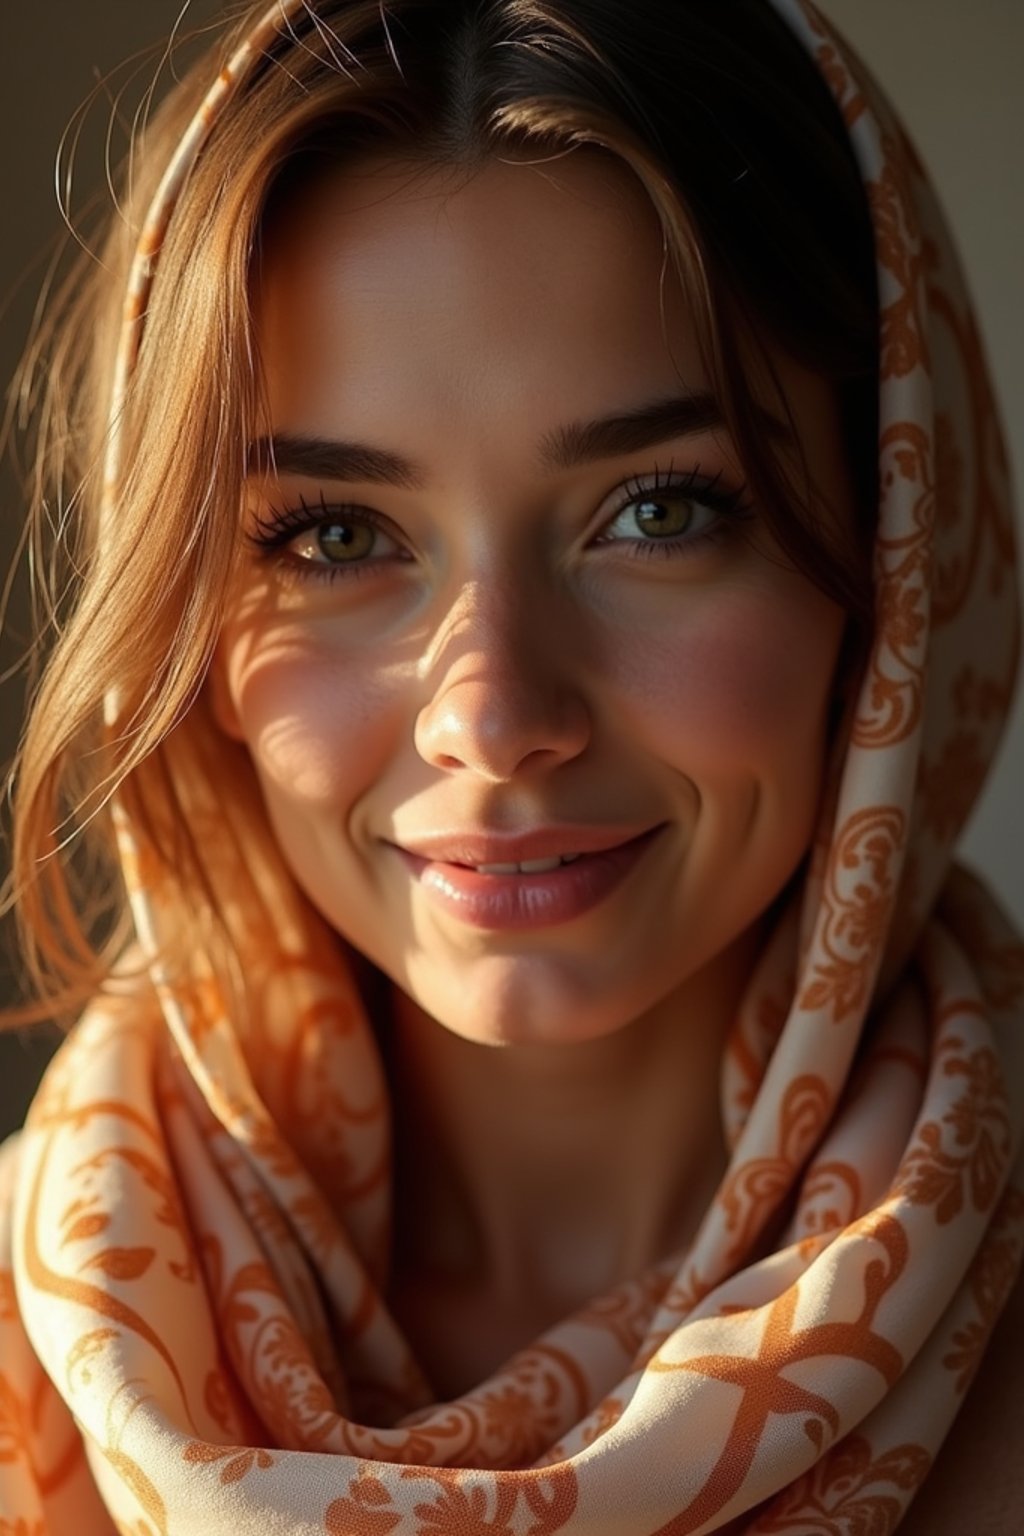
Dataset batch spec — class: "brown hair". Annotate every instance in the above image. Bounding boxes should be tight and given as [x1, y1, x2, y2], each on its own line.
[3, 0, 878, 1023]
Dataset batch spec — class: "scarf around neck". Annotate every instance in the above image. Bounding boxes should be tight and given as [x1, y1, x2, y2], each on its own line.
[2, 1, 1023, 1531]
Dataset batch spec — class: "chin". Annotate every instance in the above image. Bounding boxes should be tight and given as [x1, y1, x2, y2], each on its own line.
[393, 949, 667, 1050]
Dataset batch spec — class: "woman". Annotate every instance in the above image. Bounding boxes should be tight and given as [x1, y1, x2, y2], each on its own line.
[1, 0, 1021, 1531]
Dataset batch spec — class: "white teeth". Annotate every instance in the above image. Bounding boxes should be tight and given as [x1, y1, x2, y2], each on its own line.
[474, 854, 583, 875]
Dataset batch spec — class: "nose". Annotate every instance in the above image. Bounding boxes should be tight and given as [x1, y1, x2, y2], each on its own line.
[413, 581, 592, 782]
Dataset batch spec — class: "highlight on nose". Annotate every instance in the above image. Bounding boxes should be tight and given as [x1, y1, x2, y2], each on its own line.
[414, 670, 592, 781]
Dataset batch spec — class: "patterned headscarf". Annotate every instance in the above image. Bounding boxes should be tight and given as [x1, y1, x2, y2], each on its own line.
[2, 1, 1022, 1531]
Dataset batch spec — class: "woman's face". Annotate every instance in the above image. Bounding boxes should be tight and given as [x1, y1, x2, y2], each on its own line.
[210, 150, 851, 1048]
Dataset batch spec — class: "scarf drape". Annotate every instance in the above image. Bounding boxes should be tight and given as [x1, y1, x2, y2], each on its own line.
[2, 1, 1023, 1532]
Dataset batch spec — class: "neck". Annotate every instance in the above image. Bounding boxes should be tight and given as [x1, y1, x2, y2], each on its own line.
[380, 918, 766, 1317]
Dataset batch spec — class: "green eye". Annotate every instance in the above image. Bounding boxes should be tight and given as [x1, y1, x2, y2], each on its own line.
[317, 521, 376, 561]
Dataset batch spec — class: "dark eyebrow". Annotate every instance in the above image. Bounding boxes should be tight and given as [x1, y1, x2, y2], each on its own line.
[246, 391, 789, 484]
[246, 435, 425, 488]
[539, 391, 747, 468]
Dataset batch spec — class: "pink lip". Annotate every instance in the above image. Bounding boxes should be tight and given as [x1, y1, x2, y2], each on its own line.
[390, 825, 665, 931]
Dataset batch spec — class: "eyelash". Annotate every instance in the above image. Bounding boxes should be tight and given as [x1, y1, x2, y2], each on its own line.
[247, 492, 408, 586]
[245, 465, 755, 586]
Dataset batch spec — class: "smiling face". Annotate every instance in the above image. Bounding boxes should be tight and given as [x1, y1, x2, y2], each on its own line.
[209, 149, 852, 1048]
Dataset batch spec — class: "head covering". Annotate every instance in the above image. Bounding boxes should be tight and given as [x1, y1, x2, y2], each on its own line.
[2, 0, 1023, 1531]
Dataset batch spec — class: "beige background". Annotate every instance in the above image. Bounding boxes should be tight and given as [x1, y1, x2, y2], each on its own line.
[1, 0, 1021, 1140]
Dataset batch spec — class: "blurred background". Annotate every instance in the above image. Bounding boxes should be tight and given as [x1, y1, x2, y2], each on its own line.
[2, 0, 1022, 1140]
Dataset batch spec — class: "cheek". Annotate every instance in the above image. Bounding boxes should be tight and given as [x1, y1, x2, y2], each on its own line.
[223, 632, 395, 810]
[616, 581, 843, 775]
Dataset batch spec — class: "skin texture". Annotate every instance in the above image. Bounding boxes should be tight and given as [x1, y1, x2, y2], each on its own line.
[209, 150, 854, 1392]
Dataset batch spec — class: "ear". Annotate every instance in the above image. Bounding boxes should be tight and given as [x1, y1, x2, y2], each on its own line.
[206, 640, 245, 742]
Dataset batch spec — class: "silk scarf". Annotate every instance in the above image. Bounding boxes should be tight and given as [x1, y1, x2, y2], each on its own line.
[2, 1, 1024, 1532]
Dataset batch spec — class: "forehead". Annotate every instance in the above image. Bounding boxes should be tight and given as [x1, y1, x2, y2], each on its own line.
[256, 147, 668, 303]
[251, 150, 709, 437]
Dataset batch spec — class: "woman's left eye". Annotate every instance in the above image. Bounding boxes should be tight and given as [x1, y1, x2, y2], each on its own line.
[592, 468, 754, 562]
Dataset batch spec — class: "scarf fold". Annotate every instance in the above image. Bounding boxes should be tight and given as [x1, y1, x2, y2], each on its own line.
[2, 1, 1023, 1532]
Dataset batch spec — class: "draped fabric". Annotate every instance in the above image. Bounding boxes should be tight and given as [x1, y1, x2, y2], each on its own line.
[2, 1, 1023, 1531]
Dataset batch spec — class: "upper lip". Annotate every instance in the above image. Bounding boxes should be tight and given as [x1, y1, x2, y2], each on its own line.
[389, 825, 661, 865]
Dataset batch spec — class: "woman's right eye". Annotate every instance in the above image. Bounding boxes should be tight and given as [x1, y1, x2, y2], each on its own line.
[286, 516, 399, 566]
[246, 496, 409, 582]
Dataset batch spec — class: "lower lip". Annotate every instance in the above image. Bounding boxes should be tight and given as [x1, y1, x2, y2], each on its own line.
[391, 827, 664, 931]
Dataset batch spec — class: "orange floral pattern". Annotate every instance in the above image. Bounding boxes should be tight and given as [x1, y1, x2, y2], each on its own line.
[893, 1027, 1012, 1226]
[798, 807, 906, 1025]
[1, 1, 1023, 1533]
[941, 1185, 1024, 1396]
[749, 1434, 932, 1534]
